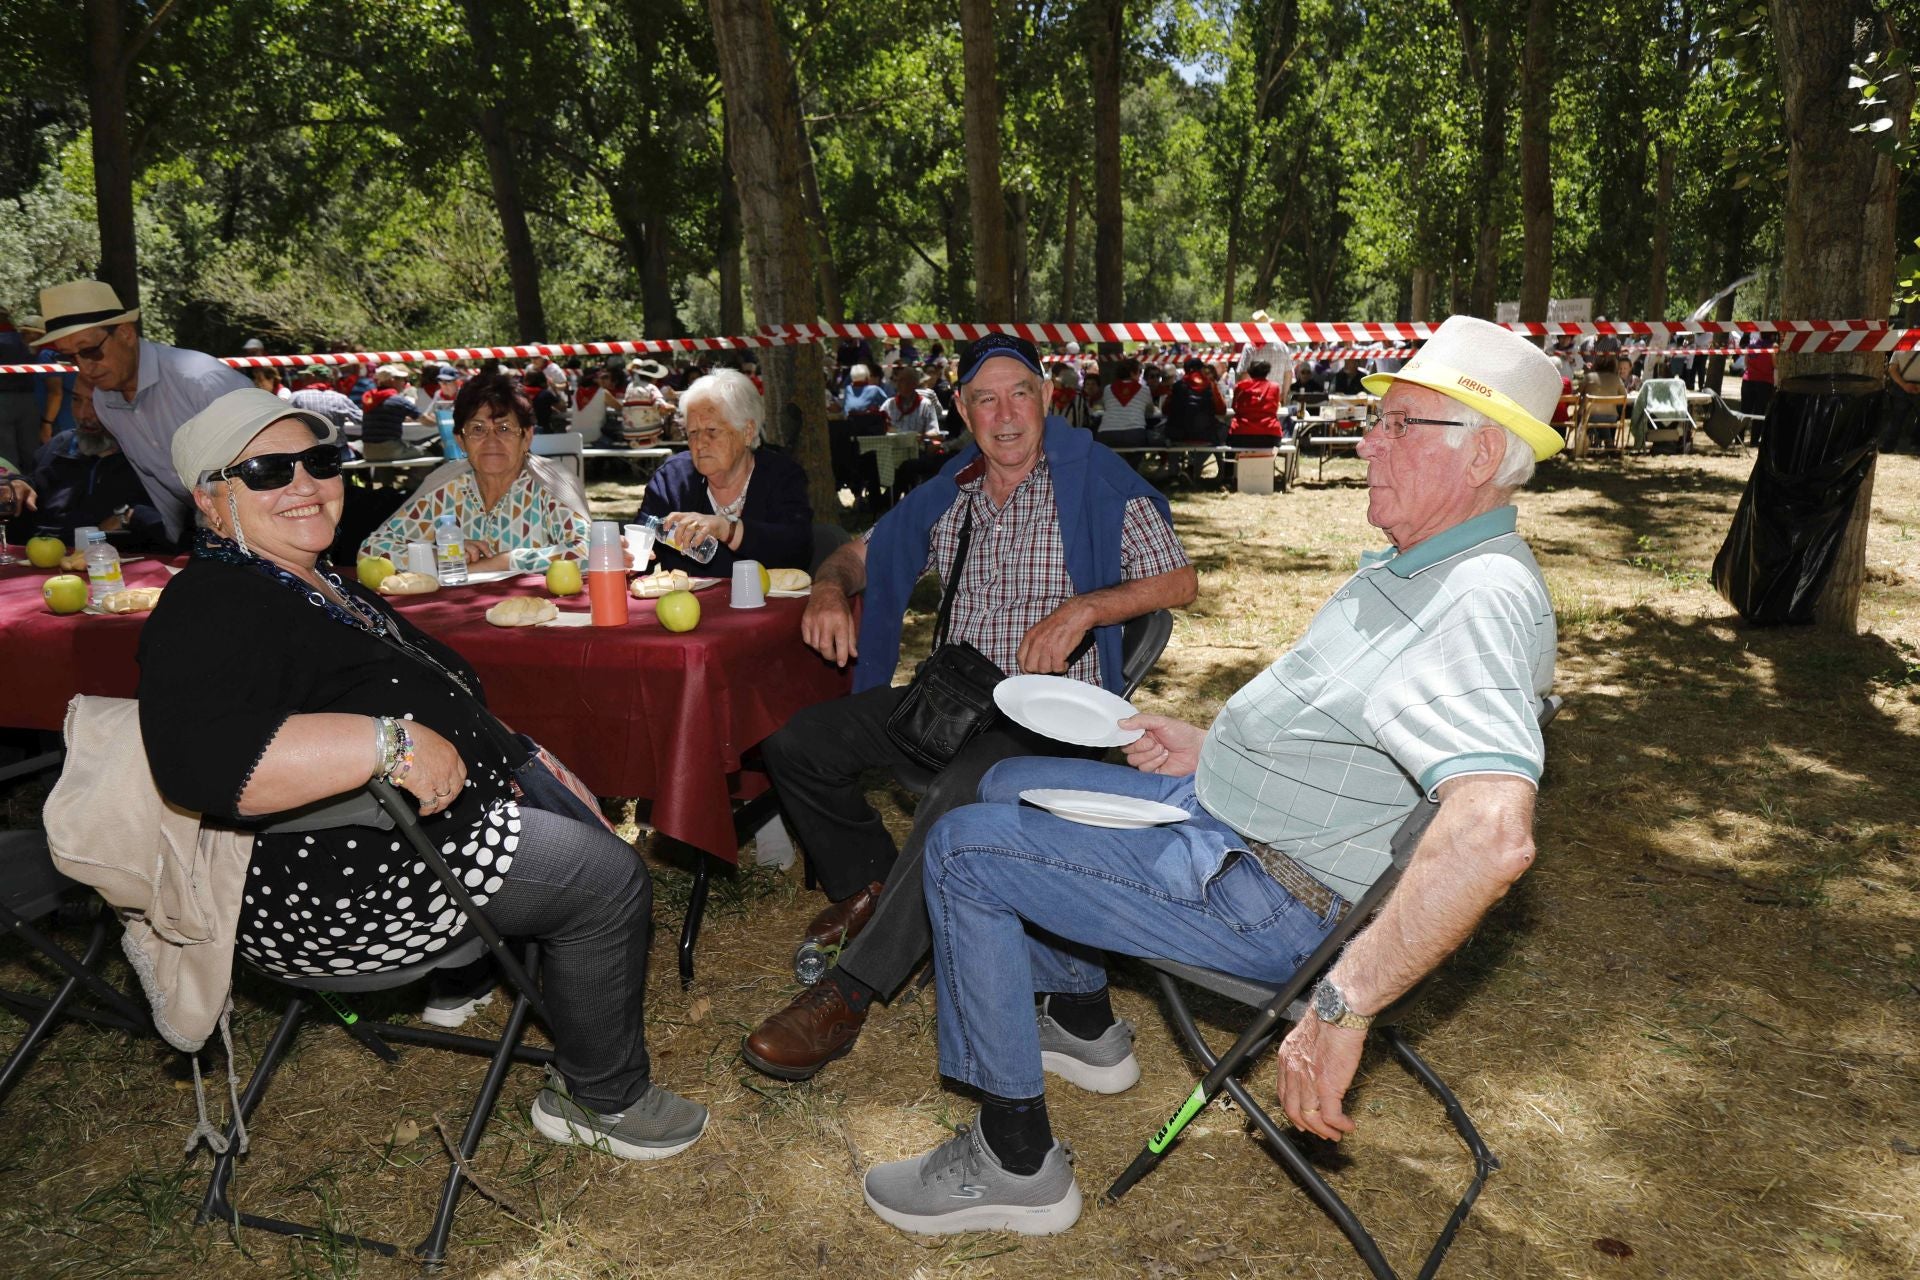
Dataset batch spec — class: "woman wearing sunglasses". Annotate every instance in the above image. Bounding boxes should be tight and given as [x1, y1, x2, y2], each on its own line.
[358, 373, 590, 573]
[136, 388, 709, 1161]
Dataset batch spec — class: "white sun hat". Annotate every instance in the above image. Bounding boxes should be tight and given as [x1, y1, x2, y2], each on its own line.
[1361, 315, 1565, 460]
[35, 280, 140, 346]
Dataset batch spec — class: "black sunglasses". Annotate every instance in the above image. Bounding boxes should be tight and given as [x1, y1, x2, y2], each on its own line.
[71, 325, 121, 363]
[207, 444, 343, 491]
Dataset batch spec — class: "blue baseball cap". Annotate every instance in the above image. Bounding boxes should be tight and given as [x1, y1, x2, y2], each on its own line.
[957, 333, 1044, 384]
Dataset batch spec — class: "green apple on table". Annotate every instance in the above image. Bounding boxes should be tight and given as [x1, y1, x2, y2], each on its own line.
[26, 537, 65, 569]
[356, 556, 396, 590]
[656, 589, 700, 632]
[546, 559, 583, 596]
[43, 575, 88, 615]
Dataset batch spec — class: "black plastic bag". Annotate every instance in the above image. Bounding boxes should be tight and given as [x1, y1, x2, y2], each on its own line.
[1711, 374, 1883, 625]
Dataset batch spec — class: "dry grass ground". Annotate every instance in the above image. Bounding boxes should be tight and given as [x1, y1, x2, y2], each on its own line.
[3, 446, 1918, 1279]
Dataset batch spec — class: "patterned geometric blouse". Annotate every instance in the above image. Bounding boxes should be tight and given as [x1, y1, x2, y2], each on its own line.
[359, 468, 590, 572]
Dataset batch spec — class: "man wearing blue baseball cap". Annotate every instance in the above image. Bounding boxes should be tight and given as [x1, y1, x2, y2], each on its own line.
[740, 332, 1199, 1088]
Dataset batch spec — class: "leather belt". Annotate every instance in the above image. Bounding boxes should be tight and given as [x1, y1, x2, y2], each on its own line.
[1246, 841, 1348, 921]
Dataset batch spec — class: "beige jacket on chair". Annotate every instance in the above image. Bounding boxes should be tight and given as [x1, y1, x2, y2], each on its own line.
[43, 694, 254, 1054]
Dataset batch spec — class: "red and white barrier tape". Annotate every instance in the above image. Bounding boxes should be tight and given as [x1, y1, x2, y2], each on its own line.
[4, 320, 1915, 375]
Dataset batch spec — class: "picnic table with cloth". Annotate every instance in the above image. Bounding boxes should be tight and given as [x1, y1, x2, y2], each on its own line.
[0, 558, 850, 979]
[857, 433, 928, 493]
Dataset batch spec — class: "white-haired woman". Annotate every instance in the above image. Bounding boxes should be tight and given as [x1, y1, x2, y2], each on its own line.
[635, 368, 813, 576]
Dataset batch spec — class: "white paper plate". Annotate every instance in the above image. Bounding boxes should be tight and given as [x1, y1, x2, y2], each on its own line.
[1019, 789, 1189, 829]
[766, 586, 811, 598]
[994, 674, 1143, 747]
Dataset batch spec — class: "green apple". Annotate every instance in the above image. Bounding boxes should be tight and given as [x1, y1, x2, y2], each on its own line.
[546, 559, 583, 596]
[26, 537, 65, 569]
[43, 575, 88, 615]
[656, 589, 701, 633]
[356, 556, 397, 590]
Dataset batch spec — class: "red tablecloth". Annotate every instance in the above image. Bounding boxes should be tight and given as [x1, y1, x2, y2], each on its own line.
[0, 562, 849, 863]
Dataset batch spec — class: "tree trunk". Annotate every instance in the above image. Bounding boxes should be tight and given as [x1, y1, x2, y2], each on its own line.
[85, 0, 139, 309]
[642, 221, 676, 337]
[1466, 39, 1513, 317]
[795, 109, 843, 323]
[1009, 187, 1031, 322]
[709, 0, 834, 519]
[942, 191, 972, 318]
[1517, 0, 1553, 322]
[1768, 0, 1913, 631]
[1411, 267, 1434, 321]
[1648, 139, 1673, 318]
[718, 127, 744, 333]
[960, 0, 1013, 319]
[1058, 169, 1080, 319]
[476, 104, 547, 341]
[1089, 0, 1125, 319]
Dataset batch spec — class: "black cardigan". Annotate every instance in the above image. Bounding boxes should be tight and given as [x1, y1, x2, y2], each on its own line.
[635, 446, 813, 576]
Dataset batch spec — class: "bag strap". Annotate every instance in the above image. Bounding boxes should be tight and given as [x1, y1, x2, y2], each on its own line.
[932, 502, 977, 652]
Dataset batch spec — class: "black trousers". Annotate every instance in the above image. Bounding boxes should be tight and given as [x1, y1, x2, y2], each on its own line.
[761, 684, 1091, 999]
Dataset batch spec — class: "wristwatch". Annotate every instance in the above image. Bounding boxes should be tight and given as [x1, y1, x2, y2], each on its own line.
[1310, 979, 1374, 1032]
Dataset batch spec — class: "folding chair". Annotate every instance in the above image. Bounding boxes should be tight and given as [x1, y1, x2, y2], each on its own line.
[1107, 696, 1561, 1280]
[194, 781, 556, 1265]
[1632, 378, 1694, 452]
[1702, 393, 1759, 451]
[0, 751, 153, 1108]
[530, 430, 586, 483]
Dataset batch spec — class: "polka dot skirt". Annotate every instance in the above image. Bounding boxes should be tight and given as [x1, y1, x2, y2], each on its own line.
[238, 800, 521, 977]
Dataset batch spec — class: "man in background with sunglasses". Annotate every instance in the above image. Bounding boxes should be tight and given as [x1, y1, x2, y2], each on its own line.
[34, 279, 249, 547]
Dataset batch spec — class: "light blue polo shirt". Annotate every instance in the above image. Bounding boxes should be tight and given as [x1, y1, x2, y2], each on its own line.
[93, 340, 250, 542]
[1194, 505, 1556, 901]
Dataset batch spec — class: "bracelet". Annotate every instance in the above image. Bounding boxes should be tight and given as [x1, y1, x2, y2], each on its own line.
[373, 716, 415, 784]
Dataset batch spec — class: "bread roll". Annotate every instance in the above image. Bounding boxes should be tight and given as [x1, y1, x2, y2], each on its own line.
[376, 571, 439, 595]
[767, 568, 811, 593]
[485, 596, 559, 627]
[631, 568, 693, 599]
[99, 587, 164, 614]
[60, 550, 86, 572]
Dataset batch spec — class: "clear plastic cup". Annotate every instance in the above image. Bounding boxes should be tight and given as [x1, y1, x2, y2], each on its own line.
[622, 522, 656, 570]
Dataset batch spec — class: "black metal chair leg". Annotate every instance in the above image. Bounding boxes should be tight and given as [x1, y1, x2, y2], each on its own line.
[416, 947, 540, 1266]
[0, 912, 117, 1104]
[678, 857, 712, 988]
[1388, 1030, 1499, 1280]
[197, 993, 310, 1229]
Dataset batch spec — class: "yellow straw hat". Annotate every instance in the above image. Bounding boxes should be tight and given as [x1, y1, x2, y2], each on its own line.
[1361, 315, 1565, 461]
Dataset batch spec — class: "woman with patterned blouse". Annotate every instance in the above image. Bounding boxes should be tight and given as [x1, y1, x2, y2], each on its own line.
[359, 373, 590, 572]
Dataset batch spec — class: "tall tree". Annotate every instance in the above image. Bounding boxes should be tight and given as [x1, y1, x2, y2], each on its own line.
[1768, 0, 1913, 631]
[1453, 0, 1515, 318]
[458, 0, 548, 340]
[959, 0, 1012, 318]
[1517, 0, 1554, 321]
[708, 0, 833, 517]
[1088, 0, 1126, 320]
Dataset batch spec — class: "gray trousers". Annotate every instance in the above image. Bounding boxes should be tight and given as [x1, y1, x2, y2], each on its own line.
[761, 684, 1093, 1000]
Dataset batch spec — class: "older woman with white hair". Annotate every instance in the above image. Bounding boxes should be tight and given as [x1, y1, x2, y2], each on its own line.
[635, 368, 812, 576]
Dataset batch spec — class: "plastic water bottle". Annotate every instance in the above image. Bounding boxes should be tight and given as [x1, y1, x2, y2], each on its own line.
[83, 529, 123, 606]
[433, 515, 469, 585]
[640, 512, 718, 564]
[793, 939, 834, 987]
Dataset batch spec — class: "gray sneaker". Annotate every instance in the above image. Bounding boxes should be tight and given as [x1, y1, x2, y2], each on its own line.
[530, 1075, 708, 1161]
[1038, 1003, 1140, 1095]
[863, 1122, 1080, 1236]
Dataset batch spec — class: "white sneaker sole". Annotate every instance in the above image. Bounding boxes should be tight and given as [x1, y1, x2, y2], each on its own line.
[530, 1101, 707, 1162]
[1042, 1048, 1140, 1095]
[863, 1180, 1082, 1236]
[420, 992, 494, 1029]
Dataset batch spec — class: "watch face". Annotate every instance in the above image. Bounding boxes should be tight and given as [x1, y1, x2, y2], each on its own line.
[1312, 981, 1342, 1021]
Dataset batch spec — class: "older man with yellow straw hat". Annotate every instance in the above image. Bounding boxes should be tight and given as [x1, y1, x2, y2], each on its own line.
[858, 313, 1563, 1239]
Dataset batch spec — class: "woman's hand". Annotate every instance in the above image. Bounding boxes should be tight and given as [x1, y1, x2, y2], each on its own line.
[1119, 713, 1206, 777]
[395, 722, 467, 817]
[662, 511, 729, 550]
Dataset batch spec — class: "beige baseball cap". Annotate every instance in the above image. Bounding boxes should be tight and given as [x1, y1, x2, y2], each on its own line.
[172, 388, 339, 487]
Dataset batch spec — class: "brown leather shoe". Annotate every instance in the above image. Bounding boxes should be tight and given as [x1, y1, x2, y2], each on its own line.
[740, 982, 869, 1081]
[802, 880, 885, 949]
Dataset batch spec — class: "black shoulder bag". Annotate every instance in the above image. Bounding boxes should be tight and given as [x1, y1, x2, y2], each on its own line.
[885, 505, 1007, 771]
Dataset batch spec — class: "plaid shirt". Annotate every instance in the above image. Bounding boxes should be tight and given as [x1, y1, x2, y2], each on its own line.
[900, 458, 1189, 685]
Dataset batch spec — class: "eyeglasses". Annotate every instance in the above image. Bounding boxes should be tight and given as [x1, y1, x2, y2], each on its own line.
[207, 445, 343, 491]
[459, 420, 529, 441]
[70, 326, 121, 363]
[1373, 410, 1472, 439]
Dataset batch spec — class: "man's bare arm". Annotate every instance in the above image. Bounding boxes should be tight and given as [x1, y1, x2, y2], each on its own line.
[1016, 564, 1198, 674]
[800, 537, 869, 665]
[1275, 774, 1536, 1140]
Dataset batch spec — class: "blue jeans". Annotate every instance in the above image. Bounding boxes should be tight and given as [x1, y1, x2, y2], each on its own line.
[922, 757, 1346, 1099]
